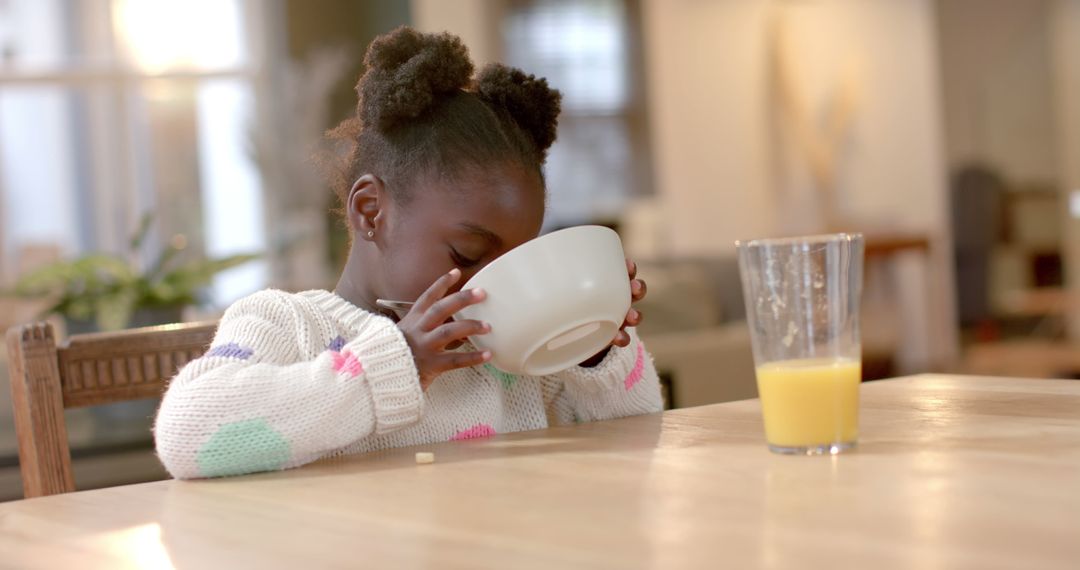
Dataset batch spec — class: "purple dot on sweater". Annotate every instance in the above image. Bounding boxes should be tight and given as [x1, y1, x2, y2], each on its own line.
[327, 335, 346, 352]
[207, 343, 254, 360]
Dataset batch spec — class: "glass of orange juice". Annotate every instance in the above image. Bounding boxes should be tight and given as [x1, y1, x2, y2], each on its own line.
[735, 233, 864, 455]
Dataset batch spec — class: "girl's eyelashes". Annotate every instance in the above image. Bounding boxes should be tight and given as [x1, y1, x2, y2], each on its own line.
[449, 248, 481, 268]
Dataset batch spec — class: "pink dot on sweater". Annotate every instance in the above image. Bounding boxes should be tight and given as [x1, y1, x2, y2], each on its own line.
[450, 424, 496, 441]
[624, 343, 646, 391]
[331, 350, 364, 377]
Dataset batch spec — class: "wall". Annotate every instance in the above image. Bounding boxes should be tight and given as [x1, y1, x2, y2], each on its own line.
[642, 0, 948, 250]
[409, 0, 504, 65]
[640, 0, 774, 253]
[1053, 0, 1080, 341]
[640, 0, 956, 369]
[938, 0, 1058, 187]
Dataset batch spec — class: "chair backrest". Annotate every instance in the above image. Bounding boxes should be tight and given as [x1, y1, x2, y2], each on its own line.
[5, 320, 217, 498]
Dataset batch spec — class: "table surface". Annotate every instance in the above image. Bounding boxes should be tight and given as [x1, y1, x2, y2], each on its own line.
[1, 374, 1078, 569]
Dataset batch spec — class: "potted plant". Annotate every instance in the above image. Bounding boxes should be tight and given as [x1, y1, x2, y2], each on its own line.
[6, 214, 259, 333]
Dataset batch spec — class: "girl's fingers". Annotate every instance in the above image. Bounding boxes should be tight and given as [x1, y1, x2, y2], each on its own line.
[621, 308, 642, 329]
[431, 350, 492, 375]
[631, 279, 647, 301]
[612, 331, 631, 348]
[412, 269, 462, 314]
[427, 319, 490, 348]
[421, 288, 487, 330]
[626, 258, 637, 280]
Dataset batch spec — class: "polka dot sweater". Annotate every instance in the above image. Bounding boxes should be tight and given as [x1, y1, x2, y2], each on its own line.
[154, 289, 664, 479]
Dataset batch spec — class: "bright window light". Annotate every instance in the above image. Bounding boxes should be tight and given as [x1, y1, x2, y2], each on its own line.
[112, 0, 245, 72]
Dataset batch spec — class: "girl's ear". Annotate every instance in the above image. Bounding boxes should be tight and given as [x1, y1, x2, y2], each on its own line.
[347, 174, 387, 242]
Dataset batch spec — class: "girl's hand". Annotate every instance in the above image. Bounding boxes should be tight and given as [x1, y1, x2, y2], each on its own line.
[580, 259, 647, 366]
[397, 269, 492, 390]
[613, 258, 647, 347]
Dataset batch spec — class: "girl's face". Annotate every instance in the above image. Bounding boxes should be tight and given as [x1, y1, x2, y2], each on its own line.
[370, 165, 545, 308]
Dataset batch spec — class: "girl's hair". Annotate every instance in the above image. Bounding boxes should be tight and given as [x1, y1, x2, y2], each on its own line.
[324, 26, 562, 207]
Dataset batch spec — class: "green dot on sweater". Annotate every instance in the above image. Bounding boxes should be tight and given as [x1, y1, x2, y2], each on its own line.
[483, 363, 517, 389]
[197, 418, 290, 478]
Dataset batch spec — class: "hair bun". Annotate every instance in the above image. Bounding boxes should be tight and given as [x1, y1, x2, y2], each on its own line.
[476, 63, 562, 156]
[358, 26, 474, 131]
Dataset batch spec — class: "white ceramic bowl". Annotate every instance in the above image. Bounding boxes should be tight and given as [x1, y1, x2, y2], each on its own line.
[456, 225, 631, 376]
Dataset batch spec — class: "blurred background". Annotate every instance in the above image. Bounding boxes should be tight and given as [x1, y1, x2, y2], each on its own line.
[0, 0, 1077, 498]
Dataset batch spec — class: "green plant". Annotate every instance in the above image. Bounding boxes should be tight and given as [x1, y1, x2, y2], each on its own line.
[6, 214, 259, 331]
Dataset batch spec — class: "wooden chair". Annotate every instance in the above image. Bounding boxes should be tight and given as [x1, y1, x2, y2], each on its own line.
[6, 320, 217, 498]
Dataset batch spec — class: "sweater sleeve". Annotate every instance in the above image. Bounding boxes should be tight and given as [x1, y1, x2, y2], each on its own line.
[153, 291, 422, 480]
[540, 328, 663, 425]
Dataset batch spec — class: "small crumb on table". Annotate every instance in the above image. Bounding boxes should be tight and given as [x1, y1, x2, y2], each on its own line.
[415, 452, 435, 464]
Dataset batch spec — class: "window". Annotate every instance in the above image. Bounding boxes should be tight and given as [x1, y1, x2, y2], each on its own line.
[502, 0, 653, 230]
[0, 0, 268, 306]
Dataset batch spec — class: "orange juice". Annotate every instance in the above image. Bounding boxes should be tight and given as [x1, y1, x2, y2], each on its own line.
[755, 358, 861, 449]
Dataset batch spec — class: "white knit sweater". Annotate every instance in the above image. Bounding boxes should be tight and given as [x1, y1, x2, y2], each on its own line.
[154, 289, 663, 479]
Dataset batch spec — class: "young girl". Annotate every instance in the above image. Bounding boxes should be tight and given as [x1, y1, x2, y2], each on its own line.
[154, 27, 662, 479]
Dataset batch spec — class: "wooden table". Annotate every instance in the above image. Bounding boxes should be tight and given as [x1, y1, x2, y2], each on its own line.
[1, 375, 1078, 569]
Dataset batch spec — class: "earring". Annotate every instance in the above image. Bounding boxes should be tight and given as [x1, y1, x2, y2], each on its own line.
[367, 231, 374, 238]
